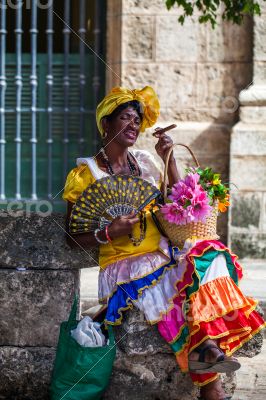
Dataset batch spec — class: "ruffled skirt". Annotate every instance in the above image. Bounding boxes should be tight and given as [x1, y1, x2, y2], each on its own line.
[98, 238, 266, 386]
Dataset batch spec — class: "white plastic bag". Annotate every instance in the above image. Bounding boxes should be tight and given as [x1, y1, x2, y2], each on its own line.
[71, 316, 106, 347]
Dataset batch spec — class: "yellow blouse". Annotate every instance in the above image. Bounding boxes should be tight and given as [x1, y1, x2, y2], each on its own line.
[63, 151, 162, 268]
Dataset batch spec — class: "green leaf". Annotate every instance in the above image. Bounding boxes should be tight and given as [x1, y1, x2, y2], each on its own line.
[178, 15, 185, 24]
[164, 0, 262, 26]
[165, 0, 176, 10]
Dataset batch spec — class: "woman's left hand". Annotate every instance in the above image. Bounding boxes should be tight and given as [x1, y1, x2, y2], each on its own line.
[154, 127, 174, 163]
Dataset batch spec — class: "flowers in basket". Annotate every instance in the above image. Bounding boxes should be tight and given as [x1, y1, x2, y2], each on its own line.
[161, 167, 230, 226]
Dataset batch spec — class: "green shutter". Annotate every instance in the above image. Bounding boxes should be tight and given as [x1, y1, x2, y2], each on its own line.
[5, 53, 95, 209]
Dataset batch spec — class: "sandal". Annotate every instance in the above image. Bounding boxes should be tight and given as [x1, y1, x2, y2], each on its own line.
[189, 344, 241, 374]
[198, 397, 231, 400]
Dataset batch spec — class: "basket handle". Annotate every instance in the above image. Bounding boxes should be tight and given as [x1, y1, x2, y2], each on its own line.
[163, 143, 200, 201]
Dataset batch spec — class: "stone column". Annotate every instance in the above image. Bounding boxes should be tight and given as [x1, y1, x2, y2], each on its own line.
[229, 1, 266, 260]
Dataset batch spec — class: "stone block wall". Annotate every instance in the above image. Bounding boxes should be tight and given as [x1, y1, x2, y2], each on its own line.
[119, 1, 252, 126]
[0, 211, 96, 399]
[229, 1, 266, 260]
[106, 0, 254, 242]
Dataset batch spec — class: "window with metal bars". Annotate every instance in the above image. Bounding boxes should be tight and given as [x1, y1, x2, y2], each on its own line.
[0, 0, 106, 211]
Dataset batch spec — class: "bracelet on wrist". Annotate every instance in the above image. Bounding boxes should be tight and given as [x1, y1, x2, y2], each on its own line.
[94, 228, 108, 244]
[105, 225, 112, 242]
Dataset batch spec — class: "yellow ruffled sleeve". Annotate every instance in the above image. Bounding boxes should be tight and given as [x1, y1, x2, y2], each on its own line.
[62, 164, 96, 204]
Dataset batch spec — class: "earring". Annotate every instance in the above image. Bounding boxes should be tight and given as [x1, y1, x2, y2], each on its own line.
[102, 131, 108, 139]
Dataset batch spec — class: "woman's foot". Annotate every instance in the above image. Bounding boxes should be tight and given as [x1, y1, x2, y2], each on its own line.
[199, 378, 229, 400]
[189, 339, 222, 363]
[189, 339, 241, 373]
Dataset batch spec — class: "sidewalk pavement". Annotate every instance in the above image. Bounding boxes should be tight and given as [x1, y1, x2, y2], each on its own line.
[80, 267, 99, 310]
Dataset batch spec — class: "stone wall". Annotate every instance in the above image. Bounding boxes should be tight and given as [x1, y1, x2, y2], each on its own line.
[0, 211, 94, 400]
[106, 0, 254, 242]
[229, 0, 266, 260]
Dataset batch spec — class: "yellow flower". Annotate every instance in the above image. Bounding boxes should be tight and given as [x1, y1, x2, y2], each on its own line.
[212, 174, 221, 186]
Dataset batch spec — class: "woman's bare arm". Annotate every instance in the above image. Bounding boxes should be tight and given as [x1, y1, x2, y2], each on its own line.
[154, 129, 180, 188]
[166, 157, 180, 187]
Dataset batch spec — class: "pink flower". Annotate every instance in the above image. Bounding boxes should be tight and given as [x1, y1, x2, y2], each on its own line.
[191, 191, 212, 222]
[184, 172, 200, 190]
[161, 202, 186, 225]
[161, 172, 212, 225]
[169, 181, 193, 204]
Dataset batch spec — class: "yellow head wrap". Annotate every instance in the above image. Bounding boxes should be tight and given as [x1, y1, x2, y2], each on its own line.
[96, 86, 160, 136]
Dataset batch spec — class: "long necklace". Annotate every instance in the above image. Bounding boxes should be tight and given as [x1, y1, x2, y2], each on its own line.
[128, 211, 147, 246]
[99, 147, 141, 176]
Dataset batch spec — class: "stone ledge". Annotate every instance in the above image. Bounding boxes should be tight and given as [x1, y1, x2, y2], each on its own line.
[235, 328, 264, 358]
[0, 269, 79, 347]
[0, 308, 263, 400]
[0, 211, 98, 269]
[239, 85, 266, 106]
[0, 346, 55, 400]
[104, 350, 200, 400]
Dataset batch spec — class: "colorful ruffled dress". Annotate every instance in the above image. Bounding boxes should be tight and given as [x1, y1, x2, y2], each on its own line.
[63, 150, 265, 387]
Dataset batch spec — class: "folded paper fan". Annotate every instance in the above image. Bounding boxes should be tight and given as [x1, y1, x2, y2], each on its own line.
[69, 175, 161, 234]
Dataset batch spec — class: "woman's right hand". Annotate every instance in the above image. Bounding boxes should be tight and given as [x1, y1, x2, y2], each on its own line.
[108, 212, 139, 239]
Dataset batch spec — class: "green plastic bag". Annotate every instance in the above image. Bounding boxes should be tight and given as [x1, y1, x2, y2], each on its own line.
[50, 296, 116, 400]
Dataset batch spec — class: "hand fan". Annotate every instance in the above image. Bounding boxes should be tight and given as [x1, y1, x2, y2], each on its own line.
[69, 175, 161, 234]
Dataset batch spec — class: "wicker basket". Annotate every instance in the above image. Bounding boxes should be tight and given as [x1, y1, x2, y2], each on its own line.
[153, 143, 219, 248]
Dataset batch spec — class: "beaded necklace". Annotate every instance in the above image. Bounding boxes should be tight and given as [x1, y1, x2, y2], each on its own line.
[99, 147, 141, 176]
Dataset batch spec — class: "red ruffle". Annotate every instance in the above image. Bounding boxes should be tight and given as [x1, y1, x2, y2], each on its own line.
[190, 308, 265, 353]
[189, 308, 265, 386]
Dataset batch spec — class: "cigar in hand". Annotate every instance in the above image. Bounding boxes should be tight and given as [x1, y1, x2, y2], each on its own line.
[152, 124, 177, 138]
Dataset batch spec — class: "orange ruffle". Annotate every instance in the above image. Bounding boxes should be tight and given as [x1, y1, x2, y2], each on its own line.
[187, 276, 257, 326]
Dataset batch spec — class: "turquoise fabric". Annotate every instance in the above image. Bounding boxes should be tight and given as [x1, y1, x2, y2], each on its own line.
[170, 325, 190, 354]
[186, 249, 238, 299]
